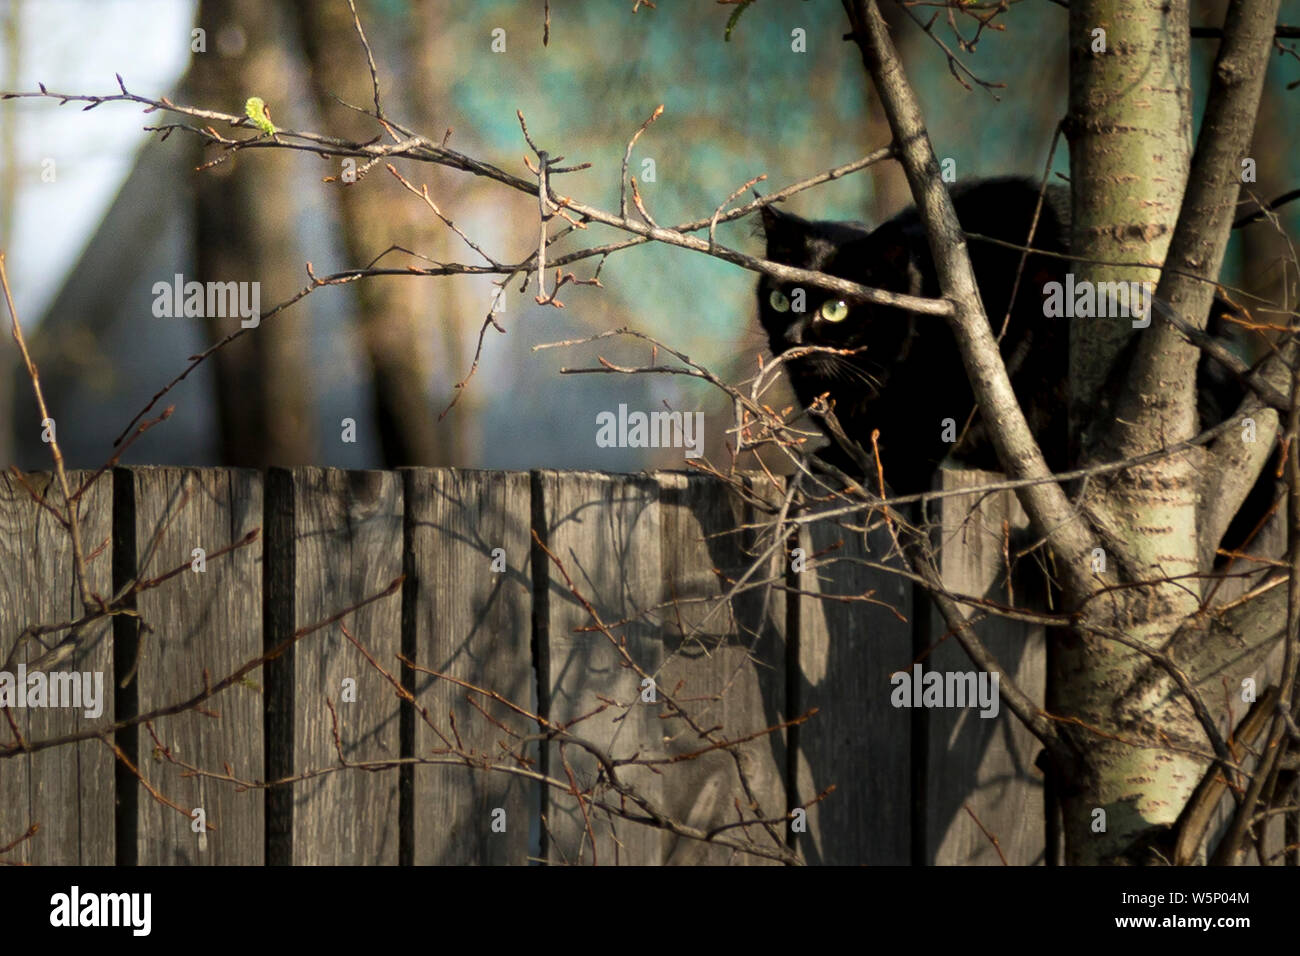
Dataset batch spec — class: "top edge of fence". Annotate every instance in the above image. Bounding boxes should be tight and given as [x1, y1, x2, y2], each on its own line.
[86, 466, 786, 482]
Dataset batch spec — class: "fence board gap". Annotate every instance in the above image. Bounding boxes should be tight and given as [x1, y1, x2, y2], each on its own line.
[112, 466, 139, 865]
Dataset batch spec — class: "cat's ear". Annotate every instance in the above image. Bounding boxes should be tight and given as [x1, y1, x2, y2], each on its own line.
[757, 194, 794, 235]
[760, 207, 777, 236]
[756, 197, 808, 259]
[758, 192, 778, 232]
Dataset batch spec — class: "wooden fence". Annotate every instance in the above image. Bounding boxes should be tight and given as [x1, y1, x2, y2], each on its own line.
[0, 465, 1050, 865]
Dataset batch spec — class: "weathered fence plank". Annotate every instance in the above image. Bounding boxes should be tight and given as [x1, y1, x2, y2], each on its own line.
[656, 472, 788, 864]
[266, 467, 403, 865]
[535, 470, 665, 865]
[405, 468, 534, 865]
[797, 499, 912, 864]
[0, 470, 114, 865]
[127, 467, 263, 865]
[926, 466, 1046, 865]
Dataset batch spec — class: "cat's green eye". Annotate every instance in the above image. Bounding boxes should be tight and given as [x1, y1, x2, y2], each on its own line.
[769, 289, 791, 313]
[819, 299, 849, 323]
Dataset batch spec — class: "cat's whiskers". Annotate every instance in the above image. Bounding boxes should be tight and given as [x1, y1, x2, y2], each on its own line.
[800, 351, 883, 394]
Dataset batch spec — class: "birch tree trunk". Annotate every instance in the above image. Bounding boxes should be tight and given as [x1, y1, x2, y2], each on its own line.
[1058, 0, 1283, 865]
[845, 0, 1287, 864]
[1056, 0, 1199, 866]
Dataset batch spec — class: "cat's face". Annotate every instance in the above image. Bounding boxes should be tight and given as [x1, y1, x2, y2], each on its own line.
[757, 204, 917, 400]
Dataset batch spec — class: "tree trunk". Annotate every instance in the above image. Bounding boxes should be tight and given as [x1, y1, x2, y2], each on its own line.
[1057, 0, 1283, 864]
[293, 0, 461, 467]
[188, 0, 319, 466]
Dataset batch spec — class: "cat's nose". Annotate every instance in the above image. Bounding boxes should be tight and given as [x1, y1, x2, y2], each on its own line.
[783, 322, 804, 346]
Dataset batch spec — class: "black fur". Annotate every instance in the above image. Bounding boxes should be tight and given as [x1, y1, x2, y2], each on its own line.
[757, 177, 1263, 508]
[757, 177, 1070, 495]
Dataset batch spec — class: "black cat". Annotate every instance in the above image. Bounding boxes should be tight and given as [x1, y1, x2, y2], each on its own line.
[756, 177, 1253, 501]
